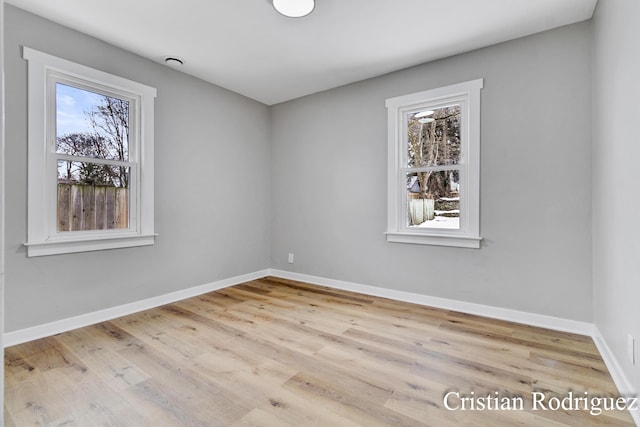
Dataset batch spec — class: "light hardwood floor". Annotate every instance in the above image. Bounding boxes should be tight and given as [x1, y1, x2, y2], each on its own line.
[4, 277, 635, 426]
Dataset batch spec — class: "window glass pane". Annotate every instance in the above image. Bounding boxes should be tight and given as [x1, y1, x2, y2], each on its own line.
[56, 83, 129, 161]
[407, 104, 460, 167]
[406, 170, 460, 229]
[57, 160, 129, 231]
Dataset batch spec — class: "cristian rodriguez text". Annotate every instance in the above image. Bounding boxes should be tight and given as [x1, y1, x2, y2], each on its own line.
[443, 390, 638, 416]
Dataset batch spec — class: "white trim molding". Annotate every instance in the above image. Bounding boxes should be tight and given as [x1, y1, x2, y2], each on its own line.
[22, 46, 157, 257]
[269, 269, 593, 336]
[4, 267, 637, 426]
[3, 267, 593, 347]
[385, 79, 483, 248]
[3, 269, 270, 347]
[269, 269, 638, 425]
[592, 327, 640, 426]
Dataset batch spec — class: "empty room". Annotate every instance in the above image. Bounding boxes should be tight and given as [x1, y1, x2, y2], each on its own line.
[1, 0, 639, 425]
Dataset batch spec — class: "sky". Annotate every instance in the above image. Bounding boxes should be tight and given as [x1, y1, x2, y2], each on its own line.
[56, 83, 105, 137]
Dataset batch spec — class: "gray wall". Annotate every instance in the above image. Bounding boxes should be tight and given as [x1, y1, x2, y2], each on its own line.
[593, 0, 640, 395]
[4, 6, 597, 333]
[4, 0, 638, 407]
[0, 0, 5, 422]
[4, 5, 271, 332]
[271, 22, 593, 321]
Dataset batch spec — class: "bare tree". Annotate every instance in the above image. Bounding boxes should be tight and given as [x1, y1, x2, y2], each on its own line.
[87, 96, 129, 187]
[56, 95, 130, 188]
[407, 106, 461, 200]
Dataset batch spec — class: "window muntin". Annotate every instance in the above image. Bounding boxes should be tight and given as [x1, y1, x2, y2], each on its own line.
[24, 47, 156, 256]
[55, 82, 130, 161]
[404, 102, 462, 231]
[386, 79, 482, 248]
[406, 170, 460, 230]
[406, 104, 461, 167]
[53, 79, 135, 234]
[56, 161, 131, 232]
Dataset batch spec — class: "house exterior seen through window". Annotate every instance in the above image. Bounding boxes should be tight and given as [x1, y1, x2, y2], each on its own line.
[406, 104, 462, 230]
[23, 47, 157, 257]
[386, 79, 482, 248]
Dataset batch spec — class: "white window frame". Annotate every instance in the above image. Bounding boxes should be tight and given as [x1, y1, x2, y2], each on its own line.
[23, 47, 157, 257]
[385, 79, 482, 249]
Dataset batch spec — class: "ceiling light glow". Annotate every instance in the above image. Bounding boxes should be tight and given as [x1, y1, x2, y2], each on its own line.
[273, 0, 315, 18]
[415, 110, 434, 118]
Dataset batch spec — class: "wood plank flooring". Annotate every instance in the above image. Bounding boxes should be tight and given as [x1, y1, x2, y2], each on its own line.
[4, 277, 636, 426]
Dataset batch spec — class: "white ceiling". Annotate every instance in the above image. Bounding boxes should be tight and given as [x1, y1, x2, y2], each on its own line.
[7, 0, 597, 105]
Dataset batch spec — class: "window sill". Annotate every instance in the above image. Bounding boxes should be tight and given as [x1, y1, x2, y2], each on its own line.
[24, 233, 157, 257]
[385, 232, 481, 249]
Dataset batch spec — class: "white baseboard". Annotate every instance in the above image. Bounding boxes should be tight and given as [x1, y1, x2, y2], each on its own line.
[269, 269, 638, 426]
[268, 269, 594, 336]
[4, 267, 637, 425]
[3, 269, 593, 345]
[3, 269, 270, 347]
[592, 326, 640, 426]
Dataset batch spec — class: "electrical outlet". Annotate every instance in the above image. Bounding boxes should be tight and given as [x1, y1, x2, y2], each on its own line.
[288, 253, 294, 264]
[628, 334, 635, 365]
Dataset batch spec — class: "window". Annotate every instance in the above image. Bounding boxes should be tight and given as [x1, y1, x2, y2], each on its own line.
[23, 47, 157, 256]
[385, 79, 482, 248]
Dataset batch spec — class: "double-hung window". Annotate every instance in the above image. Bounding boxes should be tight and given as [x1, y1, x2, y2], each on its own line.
[23, 47, 157, 257]
[385, 79, 482, 248]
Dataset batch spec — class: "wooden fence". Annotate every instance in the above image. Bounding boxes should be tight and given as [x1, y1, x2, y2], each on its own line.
[57, 183, 129, 231]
